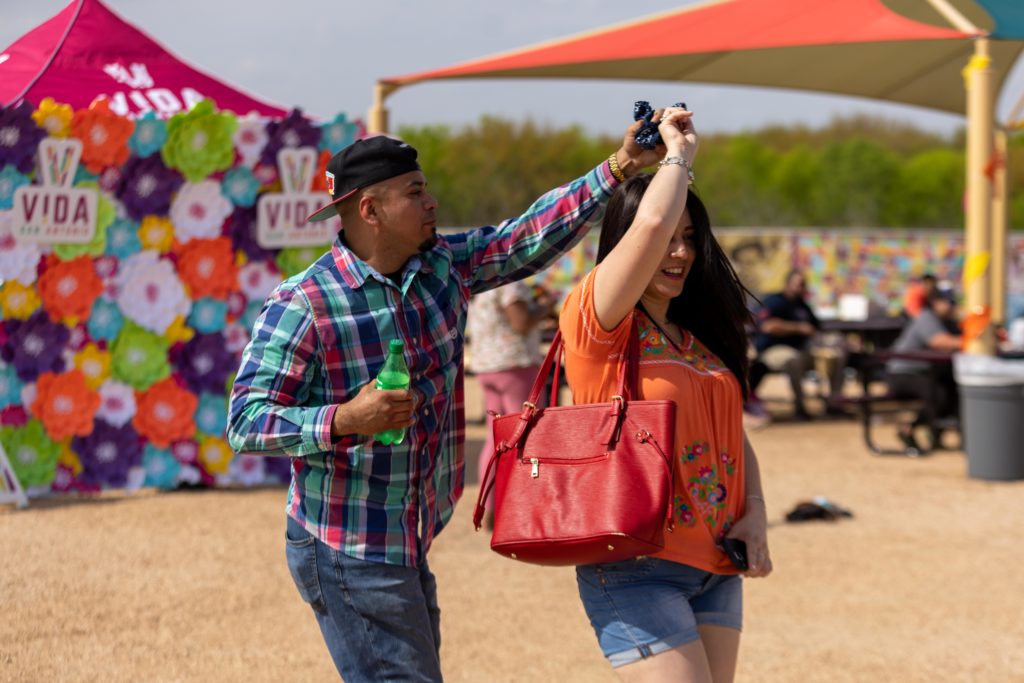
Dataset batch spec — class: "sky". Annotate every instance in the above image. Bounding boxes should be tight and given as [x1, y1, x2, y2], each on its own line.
[3, 0, 1024, 138]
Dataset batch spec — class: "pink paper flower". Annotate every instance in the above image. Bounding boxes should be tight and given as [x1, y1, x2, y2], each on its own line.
[96, 380, 137, 428]
[0, 212, 42, 286]
[237, 260, 281, 303]
[233, 113, 269, 168]
[115, 251, 191, 334]
[169, 180, 233, 243]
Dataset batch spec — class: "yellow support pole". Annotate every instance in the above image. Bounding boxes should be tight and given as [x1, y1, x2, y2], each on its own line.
[368, 82, 400, 135]
[991, 128, 1008, 326]
[963, 38, 996, 355]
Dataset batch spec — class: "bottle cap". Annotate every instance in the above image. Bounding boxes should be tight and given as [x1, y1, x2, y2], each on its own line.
[388, 339, 405, 353]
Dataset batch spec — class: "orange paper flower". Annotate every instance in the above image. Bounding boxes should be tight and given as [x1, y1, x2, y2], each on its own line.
[31, 370, 101, 441]
[37, 255, 104, 324]
[132, 377, 197, 448]
[176, 237, 238, 300]
[71, 99, 134, 174]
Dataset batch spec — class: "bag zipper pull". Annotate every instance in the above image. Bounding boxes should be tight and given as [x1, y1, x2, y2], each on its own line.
[530, 457, 540, 478]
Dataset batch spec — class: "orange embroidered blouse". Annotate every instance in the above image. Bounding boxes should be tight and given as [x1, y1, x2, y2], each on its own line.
[560, 269, 747, 574]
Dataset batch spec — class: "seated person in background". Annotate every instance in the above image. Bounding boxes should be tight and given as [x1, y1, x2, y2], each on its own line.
[886, 288, 962, 451]
[751, 270, 843, 420]
[902, 273, 938, 319]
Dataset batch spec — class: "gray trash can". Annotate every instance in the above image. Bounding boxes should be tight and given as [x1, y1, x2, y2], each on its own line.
[953, 354, 1024, 481]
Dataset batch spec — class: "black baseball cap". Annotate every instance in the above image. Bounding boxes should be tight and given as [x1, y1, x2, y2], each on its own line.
[305, 136, 421, 223]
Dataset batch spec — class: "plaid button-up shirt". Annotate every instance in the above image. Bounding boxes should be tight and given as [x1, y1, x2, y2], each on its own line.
[228, 161, 619, 566]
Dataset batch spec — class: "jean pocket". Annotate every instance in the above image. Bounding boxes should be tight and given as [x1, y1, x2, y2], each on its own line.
[285, 521, 326, 614]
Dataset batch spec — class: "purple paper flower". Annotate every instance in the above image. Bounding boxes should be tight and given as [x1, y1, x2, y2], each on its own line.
[174, 332, 236, 394]
[73, 419, 143, 488]
[226, 205, 273, 262]
[260, 109, 320, 166]
[0, 102, 48, 174]
[115, 155, 185, 221]
[1, 311, 69, 382]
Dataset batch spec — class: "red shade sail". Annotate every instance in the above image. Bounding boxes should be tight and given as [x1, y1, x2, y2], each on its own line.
[384, 0, 1023, 115]
[0, 0, 288, 118]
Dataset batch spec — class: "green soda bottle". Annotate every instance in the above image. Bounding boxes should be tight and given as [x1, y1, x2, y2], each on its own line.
[374, 339, 411, 445]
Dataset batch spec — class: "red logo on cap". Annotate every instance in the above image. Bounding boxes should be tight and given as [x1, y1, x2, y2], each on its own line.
[326, 171, 335, 196]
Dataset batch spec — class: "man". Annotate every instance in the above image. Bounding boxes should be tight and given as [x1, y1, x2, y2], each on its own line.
[751, 269, 842, 420]
[886, 287, 962, 452]
[902, 273, 938, 319]
[227, 127, 663, 680]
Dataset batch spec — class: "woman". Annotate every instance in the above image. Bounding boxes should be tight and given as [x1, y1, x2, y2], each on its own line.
[559, 107, 771, 682]
[468, 281, 553, 529]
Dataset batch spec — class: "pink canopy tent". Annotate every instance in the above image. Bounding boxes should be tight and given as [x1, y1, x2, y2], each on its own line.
[0, 0, 288, 118]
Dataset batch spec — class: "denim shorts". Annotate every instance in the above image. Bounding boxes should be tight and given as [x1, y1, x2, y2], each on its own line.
[576, 556, 743, 668]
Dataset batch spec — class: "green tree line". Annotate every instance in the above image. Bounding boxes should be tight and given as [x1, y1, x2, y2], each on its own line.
[398, 114, 1024, 230]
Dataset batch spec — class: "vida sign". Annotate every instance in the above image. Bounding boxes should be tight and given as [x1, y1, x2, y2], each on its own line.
[12, 139, 98, 244]
[256, 147, 339, 248]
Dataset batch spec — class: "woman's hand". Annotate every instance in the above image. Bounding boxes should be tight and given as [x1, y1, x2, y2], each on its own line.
[724, 502, 772, 578]
[657, 106, 698, 163]
[613, 104, 697, 176]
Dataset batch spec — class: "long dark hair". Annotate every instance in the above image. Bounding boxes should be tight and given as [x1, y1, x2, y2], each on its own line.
[596, 175, 754, 398]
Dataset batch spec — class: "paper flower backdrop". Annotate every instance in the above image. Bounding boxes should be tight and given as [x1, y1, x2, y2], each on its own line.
[0, 98, 364, 497]
[161, 100, 238, 182]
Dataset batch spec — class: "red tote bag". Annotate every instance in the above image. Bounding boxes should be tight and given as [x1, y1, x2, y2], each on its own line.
[473, 321, 676, 566]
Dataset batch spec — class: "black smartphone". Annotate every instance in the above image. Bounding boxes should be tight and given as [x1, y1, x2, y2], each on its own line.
[721, 538, 749, 571]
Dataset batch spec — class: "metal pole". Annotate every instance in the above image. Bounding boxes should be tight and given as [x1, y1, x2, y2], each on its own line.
[964, 37, 996, 355]
[368, 82, 399, 135]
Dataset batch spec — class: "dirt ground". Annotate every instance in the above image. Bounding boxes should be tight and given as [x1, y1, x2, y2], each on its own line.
[3, 377, 1024, 682]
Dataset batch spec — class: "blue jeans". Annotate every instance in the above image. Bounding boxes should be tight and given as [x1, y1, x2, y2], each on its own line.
[285, 516, 442, 681]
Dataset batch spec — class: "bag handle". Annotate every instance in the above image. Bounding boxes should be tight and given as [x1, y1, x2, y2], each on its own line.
[523, 314, 642, 410]
[475, 314, 646, 529]
[498, 317, 641, 451]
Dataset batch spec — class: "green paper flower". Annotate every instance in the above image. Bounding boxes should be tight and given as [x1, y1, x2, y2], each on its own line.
[53, 181, 113, 260]
[1, 419, 60, 489]
[110, 321, 171, 391]
[161, 100, 239, 182]
[276, 246, 325, 279]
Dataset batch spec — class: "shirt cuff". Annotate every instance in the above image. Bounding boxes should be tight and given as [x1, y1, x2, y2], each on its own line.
[303, 404, 337, 455]
[596, 159, 620, 197]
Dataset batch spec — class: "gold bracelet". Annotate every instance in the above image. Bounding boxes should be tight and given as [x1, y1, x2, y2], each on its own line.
[607, 154, 626, 183]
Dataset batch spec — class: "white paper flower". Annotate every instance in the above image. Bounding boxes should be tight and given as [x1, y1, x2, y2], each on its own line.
[0, 211, 42, 285]
[115, 250, 191, 334]
[169, 180, 233, 243]
[233, 113, 269, 168]
[229, 453, 265, 487]
[237, 260, 281, 303]
[97, 380, 137, 427]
